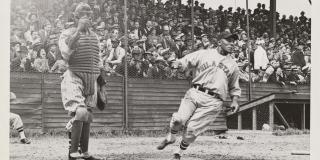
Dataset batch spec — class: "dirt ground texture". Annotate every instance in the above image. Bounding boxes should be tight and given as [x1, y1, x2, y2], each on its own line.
[10, 131, 309, 160]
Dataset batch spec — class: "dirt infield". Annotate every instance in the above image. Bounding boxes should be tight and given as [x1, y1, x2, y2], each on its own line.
[10, 131, 309, 160]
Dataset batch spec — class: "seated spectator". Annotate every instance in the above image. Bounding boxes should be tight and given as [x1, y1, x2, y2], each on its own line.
[11, 46, 28, 71]
[284, 65, 300, 85]
[128, 49, 144, 78]
[11, 27, 26, 45]
[46, 43, 62, 68]
[30, 31, 42, 45]
[131, 21, 144, 40]
[24, 24, 37, 43]
[33, 47, 50, 73]
[262, 60, 280, 82]
[159, 25, 175, 49]
[22, 47, 38, 72]
[10, 41, 21, 60]
[147, 58, 171, 79]
[147, 28, 161, 50]
[291, 43, 306, 68]
[38, 22, 53, 46]
[106, 39, 125, 74]
[201, 34, 210, 49]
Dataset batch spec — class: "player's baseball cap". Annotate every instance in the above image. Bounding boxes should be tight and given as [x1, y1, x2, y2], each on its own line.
[218, 32, 239, 42]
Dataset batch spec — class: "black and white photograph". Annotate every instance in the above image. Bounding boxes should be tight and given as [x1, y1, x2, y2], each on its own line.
[8, 0, 316, 159]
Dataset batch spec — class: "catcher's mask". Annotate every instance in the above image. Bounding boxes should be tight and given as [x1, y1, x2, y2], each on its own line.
[73, 2, 93, 19]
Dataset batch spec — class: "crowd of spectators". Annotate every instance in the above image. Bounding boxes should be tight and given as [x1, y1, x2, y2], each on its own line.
[10, 0, 311, 85]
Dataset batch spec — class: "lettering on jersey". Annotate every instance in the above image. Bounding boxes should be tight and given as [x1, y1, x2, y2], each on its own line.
[198, 61, 216, 72]
[218, 62, 230, 76]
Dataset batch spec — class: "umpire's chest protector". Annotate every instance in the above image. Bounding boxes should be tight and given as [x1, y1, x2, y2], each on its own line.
[68, 32, 100, 74]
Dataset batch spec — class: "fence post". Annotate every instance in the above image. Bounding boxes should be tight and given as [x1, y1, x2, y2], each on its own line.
[40, 73, 46, 133]
[252, 107, 257, 130]
[269, 101, 274, 130]
[301, 103, 306, 130]
[237, 113, 242, 130]
[123, 0, 129, 131]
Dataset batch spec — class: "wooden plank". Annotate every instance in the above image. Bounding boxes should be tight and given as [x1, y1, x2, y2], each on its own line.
[10, 83, 42, 89]
[128, 88, 187, 93]
[10, 72, 42, 79]
[45, 122, 122, 128]
[128, 92, 185, 97]
[269, 102, 274, 130]
[10, 93, 41, 98]
[10, 98, 42, 104]
[227, 94, 275, 116]
[128, 84, 190, 89]
[10, 88, 41, 94]
[10, 78, 42, 84]
[44, 97, 122, 104]
[274, 104, 290, 128]
[127, 96, 184, 101]
[129, 78, 190, 85]
[10, 104, 42, 110]
[44, 118, 122, 123]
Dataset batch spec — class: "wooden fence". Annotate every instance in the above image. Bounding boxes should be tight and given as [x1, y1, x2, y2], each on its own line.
[10, 72, 310, 131]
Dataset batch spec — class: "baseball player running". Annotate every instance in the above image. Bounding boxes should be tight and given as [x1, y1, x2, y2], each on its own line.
[59, 2, 106, 160]
[157, 32, 241, 160]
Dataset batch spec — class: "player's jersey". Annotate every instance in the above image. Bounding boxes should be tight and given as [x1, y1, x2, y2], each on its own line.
[178, 48, 241, 101]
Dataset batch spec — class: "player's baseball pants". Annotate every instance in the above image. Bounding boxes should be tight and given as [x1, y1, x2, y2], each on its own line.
[170, 88, 224, 143]
[10, 112, 24, 130]
[61, 69, 97, 122]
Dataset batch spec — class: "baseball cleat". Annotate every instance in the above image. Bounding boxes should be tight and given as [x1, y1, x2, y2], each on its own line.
[171, 153, 181, 160]
[157, 139, 175, 150]
[20, 138, 31, 144]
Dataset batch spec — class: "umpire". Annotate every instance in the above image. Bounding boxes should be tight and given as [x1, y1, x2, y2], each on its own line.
[59, 2, 106, 160]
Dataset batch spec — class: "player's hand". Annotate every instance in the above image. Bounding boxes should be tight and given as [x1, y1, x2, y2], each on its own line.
[230, 101, 239, 114]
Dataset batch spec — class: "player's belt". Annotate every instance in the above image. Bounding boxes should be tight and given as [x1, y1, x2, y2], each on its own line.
[192, 84, 220, 99]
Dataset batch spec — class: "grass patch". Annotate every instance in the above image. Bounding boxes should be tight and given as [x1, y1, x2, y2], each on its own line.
[10, 127, 230, 139]
[272, 128, 310, 136]
[10, 127, 171, 139]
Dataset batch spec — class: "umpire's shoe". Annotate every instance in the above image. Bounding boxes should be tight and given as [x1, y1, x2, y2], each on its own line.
[157, 139, 175, 150]
[171, 153, 181, 160]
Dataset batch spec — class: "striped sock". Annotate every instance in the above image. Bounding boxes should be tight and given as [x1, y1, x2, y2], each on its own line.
[171, 129, 178, 134]
[17, 127, 26, 139]
[68, 132, 72, 158]
[167, 129, 178, 142]
[179, 140, 189, 150]
[174, 140, 190, 156]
